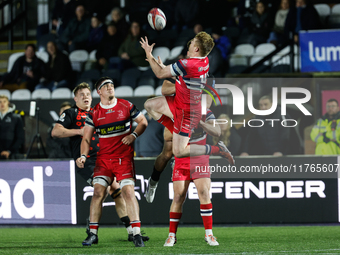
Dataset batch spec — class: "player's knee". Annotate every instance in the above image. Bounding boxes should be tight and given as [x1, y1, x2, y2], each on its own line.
[160, 151, 172, 162]
[144, 99, 153, 112]
[173, 148, 185, 158]
[93, 187, 106, 201]
[198, 189, 210, 200]
[173, 192, 186, 204]
[123, 188, 135, 201]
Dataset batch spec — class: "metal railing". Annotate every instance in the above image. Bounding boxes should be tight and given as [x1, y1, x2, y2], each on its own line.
[241, 40, 296, 74]
[0, 0, 27, 49]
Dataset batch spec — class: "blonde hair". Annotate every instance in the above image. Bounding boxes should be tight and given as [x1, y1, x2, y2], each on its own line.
[73, 82, 91, 96]
[213, 114, 231, 146]
[194, 31, 215, 57]
[0, 95, 9, 101]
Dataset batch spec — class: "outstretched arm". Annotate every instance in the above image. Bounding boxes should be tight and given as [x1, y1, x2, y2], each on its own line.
[140, 36, 172, 79]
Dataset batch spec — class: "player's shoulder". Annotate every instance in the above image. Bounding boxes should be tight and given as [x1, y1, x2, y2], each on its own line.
[62, 105, 77, 117]
[187, 56, 209, 64]
[117, 98, 134, 109]
[92, 102, 101, 111]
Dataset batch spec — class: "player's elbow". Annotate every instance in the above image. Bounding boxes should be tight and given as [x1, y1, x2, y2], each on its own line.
[156, 73, 165, 79]
[156, 70, 169, 79]
[141, 117, 148, 129]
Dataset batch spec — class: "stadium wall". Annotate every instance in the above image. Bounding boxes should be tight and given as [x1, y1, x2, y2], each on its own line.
[0, 156, 339, 225]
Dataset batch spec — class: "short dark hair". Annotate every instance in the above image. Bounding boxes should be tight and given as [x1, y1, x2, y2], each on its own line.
[60, 101, 72, 110]
[73, 82, 91, 96]
[327, 98, 339, 106]
[25, 43, 36, 52]
[95, 76, 113, 90]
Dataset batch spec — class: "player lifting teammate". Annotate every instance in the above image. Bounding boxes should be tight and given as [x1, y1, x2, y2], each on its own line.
[76, 77, 148, 247]
[164, 107, 221, 246]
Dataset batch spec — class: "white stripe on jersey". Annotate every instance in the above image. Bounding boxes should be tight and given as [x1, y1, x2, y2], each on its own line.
[171, 62, 183, 77]
[132, 112, 141, 121]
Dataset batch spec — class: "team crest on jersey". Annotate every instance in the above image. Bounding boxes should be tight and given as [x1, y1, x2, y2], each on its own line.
[198, 67, 203, 72]
[117, 110, 124, 119]
[106, 109, 115, 114]
[59, 113, 66, 122]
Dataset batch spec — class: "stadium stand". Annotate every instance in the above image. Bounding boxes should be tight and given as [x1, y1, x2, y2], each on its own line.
[152, 47, 171, 63]
[133, 85, 154, 97]
[31, 88, 51, 99]
[0, 89, 11, 100]
[11, 89, 31, 100]
[69, 50, 89, 72]
[115, 86, 133, 97]
[51, 88, 72, 99]
[155, 85, 162, 96]
[7, 52, 25, 72]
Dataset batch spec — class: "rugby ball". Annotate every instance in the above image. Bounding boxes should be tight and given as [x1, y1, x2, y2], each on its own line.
[147, 8, 166, 31]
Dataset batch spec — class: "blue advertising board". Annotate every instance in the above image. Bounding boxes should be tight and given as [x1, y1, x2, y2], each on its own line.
[0, 160, 76, 224]
[300, 29, 340, 72]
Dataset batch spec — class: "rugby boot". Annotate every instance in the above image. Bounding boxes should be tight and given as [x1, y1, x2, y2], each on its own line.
[82, 232, 98, 246]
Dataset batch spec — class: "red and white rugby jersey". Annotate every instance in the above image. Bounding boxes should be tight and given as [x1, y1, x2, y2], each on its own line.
[170, 57, 209, 110]
[85, 98, 141, 159]
[175, 109, 215, 166]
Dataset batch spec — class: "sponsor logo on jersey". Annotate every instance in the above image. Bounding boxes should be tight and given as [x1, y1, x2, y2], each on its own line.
[106, 109, 115, 114]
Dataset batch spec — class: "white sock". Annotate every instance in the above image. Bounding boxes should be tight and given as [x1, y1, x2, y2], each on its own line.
[205, 229, 213, 236]
[133, 227, 141, 236]
[126, 225, 133, 235]
[90, 229, 98, 235]
[169, 232, 176, 237]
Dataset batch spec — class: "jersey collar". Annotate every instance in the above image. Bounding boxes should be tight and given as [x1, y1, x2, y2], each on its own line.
[190, 56, 206, 59]
[100, 98, 117, 109]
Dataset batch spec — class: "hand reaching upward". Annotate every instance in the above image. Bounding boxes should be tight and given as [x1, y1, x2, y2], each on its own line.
[140, 36, 155, 57]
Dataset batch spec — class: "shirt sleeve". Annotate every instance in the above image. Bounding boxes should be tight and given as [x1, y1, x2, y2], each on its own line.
[85, 112, 95, 128]
[205, 109, 215, 122]
[56, 109, 73, 128]
[171, 59, 188, 77]
[130, 104, 141, 120]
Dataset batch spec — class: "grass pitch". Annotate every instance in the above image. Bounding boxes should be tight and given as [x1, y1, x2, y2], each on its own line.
[0, 225, 339, 254]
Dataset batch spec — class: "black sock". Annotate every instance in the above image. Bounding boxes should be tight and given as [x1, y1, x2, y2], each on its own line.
[120, 216, 130, 228]
[150, 166, 162, 183]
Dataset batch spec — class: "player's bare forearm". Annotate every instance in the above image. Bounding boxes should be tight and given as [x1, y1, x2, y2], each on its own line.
[80, 126, 94, 156]
[200, 120, 221, 137]
[162, 80, 176, 96]
[134, 114, 148, 137]
[51, 123, 82, 138]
